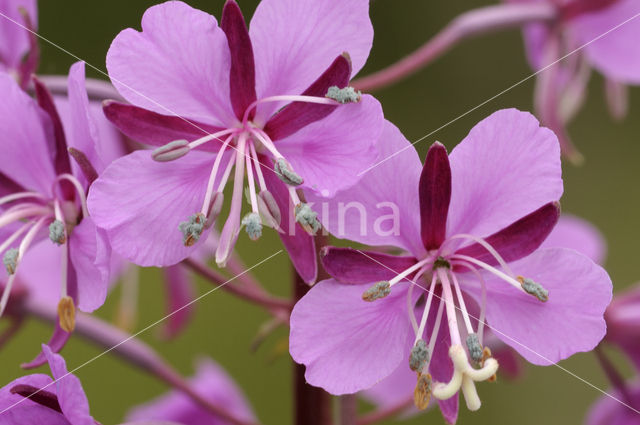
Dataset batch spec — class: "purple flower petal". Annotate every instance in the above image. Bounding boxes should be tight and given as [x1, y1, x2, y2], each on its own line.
[540, 214, 606, 264]
[88, 150, 226, 267]
[274, 94, 383, 198]
[259, 155, 317, 283]
[571, 0, 640, 84]
[249, 0, 373, 121]
[586, 380, 640, 425]
[220, 0, 257, 121]
[22, 324, 71, 370]
[0, 73, 56, 194]
[290, 279, 412, 394]
[307, 121, 424, 255]
[462, 248, 611, 365]
[0, 0, 37, 72]
[0, 373, 69, 425]
[106, 1, 234, 126]
[264, 54, 351, 141]
[321, 246, 417, 285]
[160, 265, 195, 340]
[103, 101, 225, 151]
[419, 142, 451, 250]
[455, 202, 560, 265]
[42, 345, 95, 425]
[447, 109, 562, 240]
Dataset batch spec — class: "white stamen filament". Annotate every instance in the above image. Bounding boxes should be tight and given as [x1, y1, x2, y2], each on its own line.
[426, 297, 446, 364]
[200, 135, 233, 216]
[249, 128, 285, 160]
[443, 233, 514, 277]
[415, 273, 437, 345]
[242, 95, 339, 125]
[452, 260, 488, 345]
[187, 128, 238, 150]
[54, 174, 89, 218]
[0, 191, 46, 206]
[0, 205, 50, 228]
[451, 254, 526, 295]
[54, 201, 69, 299]
[245, 144, 259, 214]
[389, 257, 433, 287]
[216, 152, 236, 193]
[449, 270, 474, 335]
[0, 221, 33, 255]
[249, 142, 267, 191]
[436, 268, 462, 346]
[288, 186, 302, 207]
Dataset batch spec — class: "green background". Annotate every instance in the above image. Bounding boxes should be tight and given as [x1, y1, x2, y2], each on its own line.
[2, 0, 639, 424]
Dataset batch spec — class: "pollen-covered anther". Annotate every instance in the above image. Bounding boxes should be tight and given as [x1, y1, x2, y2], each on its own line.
[517, 275, 549, 302]
[274, 158, 303, 186]
[3, 249, 18, 275]
[294, 203, 321, 235]
[409, 339, 430, 372]
[326, 86, 362, 104]
[151, 140, 191, 162]
[362, 281, 391, 302]
[57, 296, 76, 333]
[466, 333, 483, 364]
[48, 220, 66, 245]
[178, 213, 206, 246]
[242, 212, 263, 241]
[414, 373, 432, 410]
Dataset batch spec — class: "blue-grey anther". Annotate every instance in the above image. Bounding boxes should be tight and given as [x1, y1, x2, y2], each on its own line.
[178, 213, 205, 247]
[3, 249, 18, 275]
[295, 203, 321, 235]
[48, 220, 66, 245]
[274, 158, 303, 186]
[466, 333, 483, 363]
[409, 339, 430, 372]
[326, 86, 362, 104]
[242, 212, 263, 241]
[152, 140, 190, 162]
[518, 276, 549, 302]
[362, 281, 391, 302]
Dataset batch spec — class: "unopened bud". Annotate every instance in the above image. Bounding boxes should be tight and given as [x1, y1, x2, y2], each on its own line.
[362, 281, 391, 302]
[204, 192, 224, 229]
[274, 158, 303, 186]
[48, 220, 66, 245]
[517, 276, 549, 302]
[409, 339, 430, 372]
[295, 203, 321, 235]
[152, 140, 190, 162]
[466, 333, 483, 364]
[58, 296, 76, 332]
[242, 212, 263, 241]
[178, 213, 206, 246]
[326, 86, 361, 104]
[414, 373, 432, 410]
[3, 249, 18, 275]
[257, 190, 282, 230]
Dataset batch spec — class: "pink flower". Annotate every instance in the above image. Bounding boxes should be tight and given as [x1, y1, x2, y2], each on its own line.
[586, 380, 640, 425]
[87, 0, 384, 283]
[290, 110, 612, 423]
[0, 0, 38, 89]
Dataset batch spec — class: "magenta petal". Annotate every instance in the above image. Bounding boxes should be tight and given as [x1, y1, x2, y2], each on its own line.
[42, 345, 94, 425]
[88, 150, 224, 267]
[321, 247, 417, 285]
[290, 279, 412, 394]
[419, 142, 451, 250]
[260, 155, 317, 283]
[220, 0, 257, 121]
[106, 1, 234, 126]
[586, 381, 640, 425]
[250, 0, 373, 120]
[541, 214, 606, 264]
[103, 101, 225, 151]
[0, 374, 69, 425]
[361, 363, 415, 411]
[447, 109, 562, 240]
[462, 248, 611, 366]
[0, 0, 37, 72]
[161, 265, 195, 340]
[264, 54, 351, 141]
[22, 324, 71, 370]
[455, 202, 560, 265]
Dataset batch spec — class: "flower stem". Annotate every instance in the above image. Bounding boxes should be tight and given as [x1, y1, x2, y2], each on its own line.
[23, 299, 260, 425]
[182, 258, 292, 314]
[352, 3, 556, 92]
[338, 395, 358, 425]
[33, 75, 123, 101]
[293, 235, 333, 425]
[594, 345, 635, 407]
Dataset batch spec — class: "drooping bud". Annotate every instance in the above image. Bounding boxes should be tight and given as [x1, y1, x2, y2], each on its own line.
[3, 249, 18, 275]
[204, 192, 224, 229]
[326, 86, 361, 104]
[295, 203, 321, 235]
[409, 339, 430, 372]
[178, 213, 206, 246]
[242, 212, 263, 241]
[48, 220, 66, 245]
[517, 276, 549, 302]
[414, 373, 432, 410]
[257, 190, 282, 230]
[57, 296, 76, 332]
[362, 281, 391, 302]
[274, 158, 303, 186]
[152, 140, 190, 162]
[466, 333, 483, 364]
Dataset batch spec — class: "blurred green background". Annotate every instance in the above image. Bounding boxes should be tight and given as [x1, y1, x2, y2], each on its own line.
[1, 0, 639, 424]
